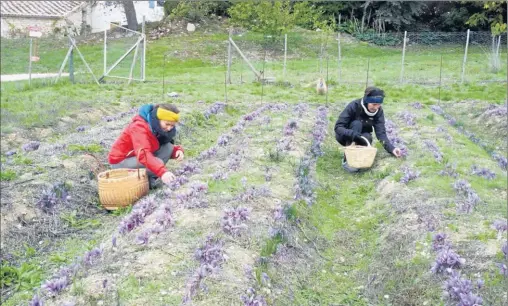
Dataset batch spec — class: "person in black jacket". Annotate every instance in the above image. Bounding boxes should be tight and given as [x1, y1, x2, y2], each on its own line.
[335, 86, 402, 172]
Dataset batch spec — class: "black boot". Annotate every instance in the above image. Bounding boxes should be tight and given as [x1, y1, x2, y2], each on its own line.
[148, 176, 162, 190]
[342, 153, 359, 173]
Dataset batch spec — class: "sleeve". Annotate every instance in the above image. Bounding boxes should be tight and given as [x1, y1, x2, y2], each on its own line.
[373, 110, 396, 154]
[334, 101, 356, 138]
[131, 125, 167, 178]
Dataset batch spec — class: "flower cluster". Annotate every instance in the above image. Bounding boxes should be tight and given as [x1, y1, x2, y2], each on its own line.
[75, 125, 87, 132]
[484, 104, 507, 117]
[118, 195, 157, 234]
[295, 156, 316, 206]
[237, 186, 271, 202]
[424, 140, 443, 162]
[175, 161, 201, 177]
[310, 106, 328, 157]
[432, 233, 451, 252]
[453, 179, 481, 213]
[283, 120, 298, 136]
[293, 103, 309, 118]
[398, 111, 417, 126]
[36, 183, 71, 213]
[101, 108, 137, 122]
[221, 207, 251, 236]
[197, 146, 217, 161]
[167, 175, 190, 191]
[492, 153, 507, 170]
[470, 165, 496, 180]
[183, 236, 226, 304]
[22, 141, 41, 152]
[492, 219, 508, 233]
[203, 102, 226, 119]
[400, 166, 420, 184]
[384, 120, 408, 157]
[431, 248, 466, 274]
[176, 181, 208, 208]
[411, 102, 423, 109]
[439, 163, 458, 178]
[82, 247, 103, 267]
[241, 287, 267, 306]
[443, 271, 483, 305]
[217, 134, 232, 146]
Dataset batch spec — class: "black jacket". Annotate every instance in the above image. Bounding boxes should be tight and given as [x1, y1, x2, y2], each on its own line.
[334, 99, 395, 154]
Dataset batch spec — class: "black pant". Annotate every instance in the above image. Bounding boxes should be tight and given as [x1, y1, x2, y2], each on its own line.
[335, 120, 373, 147]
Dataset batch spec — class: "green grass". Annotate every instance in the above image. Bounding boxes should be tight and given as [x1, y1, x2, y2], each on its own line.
[0, 170, 17, 181]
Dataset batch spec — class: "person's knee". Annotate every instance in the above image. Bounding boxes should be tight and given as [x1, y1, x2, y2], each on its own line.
[156, 143, 173, 163]
[350, 120, 363, 133]
[335, 134, 347, 146]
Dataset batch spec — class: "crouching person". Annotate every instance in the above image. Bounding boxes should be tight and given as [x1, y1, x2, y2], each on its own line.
[334, 86, 402, 172]
[108, 103, 184, 189]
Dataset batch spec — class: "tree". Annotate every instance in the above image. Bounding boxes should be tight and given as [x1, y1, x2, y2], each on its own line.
[122, 1, 138, 31]
[466, 1, 507, 35]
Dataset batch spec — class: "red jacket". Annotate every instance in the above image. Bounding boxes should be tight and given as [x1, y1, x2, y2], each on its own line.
[108, 115, 183, 178]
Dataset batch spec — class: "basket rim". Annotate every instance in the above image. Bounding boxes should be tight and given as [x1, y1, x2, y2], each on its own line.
[98, 168, 147, 182]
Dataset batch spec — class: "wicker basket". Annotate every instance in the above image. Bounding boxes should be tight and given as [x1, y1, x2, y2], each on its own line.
[344, 136, 378, 169]
[98, 168, 149, 210]
[96, 148, 149, 210]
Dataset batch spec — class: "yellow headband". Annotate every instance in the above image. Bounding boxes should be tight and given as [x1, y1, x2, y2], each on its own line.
[156, 108, 180, 122]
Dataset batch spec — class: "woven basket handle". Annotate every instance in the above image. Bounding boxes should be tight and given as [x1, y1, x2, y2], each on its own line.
[85, 153, 107, 175]
[360, 136, 371, 147]
[348, 136, 371, 148]
[136, 148, 147, 180]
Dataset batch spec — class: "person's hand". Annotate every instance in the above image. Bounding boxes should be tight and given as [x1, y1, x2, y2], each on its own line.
[392, 148, 402, 158]
[352, 132, 362, 143]
[175, 150, 184, 161]
[161, 172, 176, 185]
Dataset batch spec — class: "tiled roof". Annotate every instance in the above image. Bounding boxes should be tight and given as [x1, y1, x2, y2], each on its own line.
[1, 1, 84, 18]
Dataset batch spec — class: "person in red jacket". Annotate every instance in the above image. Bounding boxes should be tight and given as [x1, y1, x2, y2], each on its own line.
[108, 103, 184, 189]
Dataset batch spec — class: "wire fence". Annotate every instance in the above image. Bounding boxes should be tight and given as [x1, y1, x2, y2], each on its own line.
[0, 23, 146, 86]
[0, 29, 506, 89]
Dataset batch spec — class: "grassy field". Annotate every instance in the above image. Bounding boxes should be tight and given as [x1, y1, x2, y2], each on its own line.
[1, 25, 507, 306]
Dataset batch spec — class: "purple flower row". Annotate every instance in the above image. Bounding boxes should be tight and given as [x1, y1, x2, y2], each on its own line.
[310, 106, 328, 158]
[429, 233, 484, 305]
[221, 206, 251, 236]
[397, 111, 417, 126]
[430, 105, 507, 171]
[453, 179, 481, 213]
[203, 102, 227, 119]
[424, 140, 443, 162]
[183, 235, 226, 304]
[400, 166, 420, 184]
[385, 120, 408, 157]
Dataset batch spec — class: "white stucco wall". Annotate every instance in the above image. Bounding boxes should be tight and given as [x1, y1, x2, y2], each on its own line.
[86, 1, 164, 33]
[0, 9, 83, 38]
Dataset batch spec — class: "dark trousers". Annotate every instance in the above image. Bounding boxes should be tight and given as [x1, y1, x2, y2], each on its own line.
[335, 120, 373, 147]
[110, 143, 173, 180]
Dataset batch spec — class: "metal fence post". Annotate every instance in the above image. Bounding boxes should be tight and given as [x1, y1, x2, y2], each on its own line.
[227, 28, 232, 84]
[461, 29, 470, 83]
[104, 29, 107, 76]
[69, 38, 74, 84]
[283, 33, 287, 82]
[28, 38, 33, 86]
[400, 31, 407, 84]
[141, 15, 146, 81]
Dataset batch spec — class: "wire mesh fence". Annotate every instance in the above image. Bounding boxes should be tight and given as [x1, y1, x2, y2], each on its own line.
[1, 29, 506, 90]
[0, 23, 146, 87]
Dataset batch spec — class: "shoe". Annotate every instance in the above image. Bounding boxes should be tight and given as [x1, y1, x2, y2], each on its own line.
[148, 177, 162, 190]
[342, 154, 359, 173]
